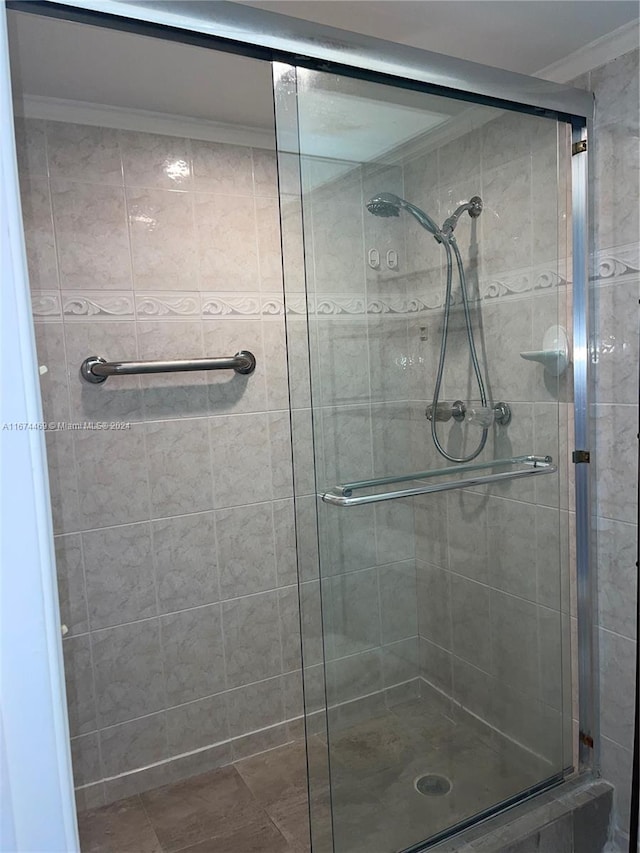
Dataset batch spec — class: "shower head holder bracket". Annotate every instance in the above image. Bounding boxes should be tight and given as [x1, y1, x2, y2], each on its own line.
[441, 195, 483, 237]
[468, 196, 483, 217]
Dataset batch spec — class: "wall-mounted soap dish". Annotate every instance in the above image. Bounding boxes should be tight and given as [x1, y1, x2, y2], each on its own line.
[520, 325, 571, 376]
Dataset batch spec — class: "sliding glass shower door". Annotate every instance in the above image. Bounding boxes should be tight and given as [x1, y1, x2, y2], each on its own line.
[274, 64, 573, 852]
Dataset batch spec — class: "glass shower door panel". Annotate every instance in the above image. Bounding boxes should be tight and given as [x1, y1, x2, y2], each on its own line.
[275, 64, 572, 852]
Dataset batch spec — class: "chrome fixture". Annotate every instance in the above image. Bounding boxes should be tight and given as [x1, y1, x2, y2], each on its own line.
[426, 400, 511, 427]
[366, 193, 442, 237]
[367, 192, 488, 463]
[425, 401, 466, 422]
[80, 352, 256, 384]
[441, 196, 483, 237]
[322, 454, 555, 507]
[365, 193, 483, 242]
[490, 401, 512, 426]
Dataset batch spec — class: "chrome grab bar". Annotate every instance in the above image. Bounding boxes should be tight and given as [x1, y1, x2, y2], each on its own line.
[80, 352, 256, 384]
[322, 455, 556, 507]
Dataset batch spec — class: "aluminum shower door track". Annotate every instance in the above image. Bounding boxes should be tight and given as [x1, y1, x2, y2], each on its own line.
[10, 0, 594, 119]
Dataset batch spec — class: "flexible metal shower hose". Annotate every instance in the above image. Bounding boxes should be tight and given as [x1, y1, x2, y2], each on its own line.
[430, 237, 489, 463]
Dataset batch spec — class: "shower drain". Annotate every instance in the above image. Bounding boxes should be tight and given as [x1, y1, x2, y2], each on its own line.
[414, 774, 452, 797]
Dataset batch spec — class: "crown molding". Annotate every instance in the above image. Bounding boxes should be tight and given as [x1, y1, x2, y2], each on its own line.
[13, 94, 275, 150]
[535, 19, 639, 84]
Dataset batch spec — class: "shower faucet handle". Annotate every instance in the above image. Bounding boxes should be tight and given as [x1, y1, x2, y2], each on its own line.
[425, 401, 466, 422]
[425, 400, 511, 426]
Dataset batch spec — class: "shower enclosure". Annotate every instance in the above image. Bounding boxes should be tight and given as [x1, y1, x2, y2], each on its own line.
[276, 63, 578, 853]
[7, 2, 594, 851]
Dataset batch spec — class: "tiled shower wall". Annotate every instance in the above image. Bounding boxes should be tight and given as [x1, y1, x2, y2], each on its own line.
[582, 48, 639, 848]
[291, 158, 423, 727]
[399, 107, 574, 764]
[16, 117, 306, 808]
[293, 101, 573, 766]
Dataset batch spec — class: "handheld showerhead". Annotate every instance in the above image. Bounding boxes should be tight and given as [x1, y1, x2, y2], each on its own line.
[365, 187, 489, 464]
[366, 192, 402, 218]
[366, 193, 441, 237]
[366, 193, 483, 241]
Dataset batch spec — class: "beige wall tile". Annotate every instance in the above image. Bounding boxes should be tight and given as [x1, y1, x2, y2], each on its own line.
[127, 186, 197, 290]
[51, 179, 132, 290]
[47, 122, 122, 186]
[19, 176, 58, 290]
[120, 130, 192, 190]
[195, 192, 260, 290]
[192, 139, 253, 195]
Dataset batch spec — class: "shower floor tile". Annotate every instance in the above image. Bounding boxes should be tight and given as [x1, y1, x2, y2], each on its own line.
[328, 694, 554, 853]
[78, 753, 311, 853]
[77, 796, 162, 853]
[78, 695, 552, 853]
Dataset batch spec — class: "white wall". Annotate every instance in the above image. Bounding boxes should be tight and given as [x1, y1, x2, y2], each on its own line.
[0, 7, 77, 851]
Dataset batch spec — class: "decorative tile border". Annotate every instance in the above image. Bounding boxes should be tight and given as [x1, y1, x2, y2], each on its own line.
[481, 265, 569, 302]
[63, 292, 135, 319]
[201, 293, 262, 319]
[282, 295, 306, 316]
[29, 248, 638, 323]
[594, 242, 639, 283]
[368, 294, 441, 314]
[136, 293, 200, 319]
[31, 254, 590, 324]
[314, 296, 366, 316]
[31, 291, 61, 320]
[31, 282, 563, 322]
[261, 296, 286, 317]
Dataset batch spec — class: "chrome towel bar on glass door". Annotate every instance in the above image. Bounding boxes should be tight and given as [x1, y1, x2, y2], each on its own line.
[80, 351, 256, 384]
[322, 454, 556, 507]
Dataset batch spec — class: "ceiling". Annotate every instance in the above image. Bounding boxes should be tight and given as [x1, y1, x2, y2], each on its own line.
[7, 2, 638, 163]
[244, 1, 639, 75]
[7, 11, 275, 129]
[8, 9, 465, 162]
